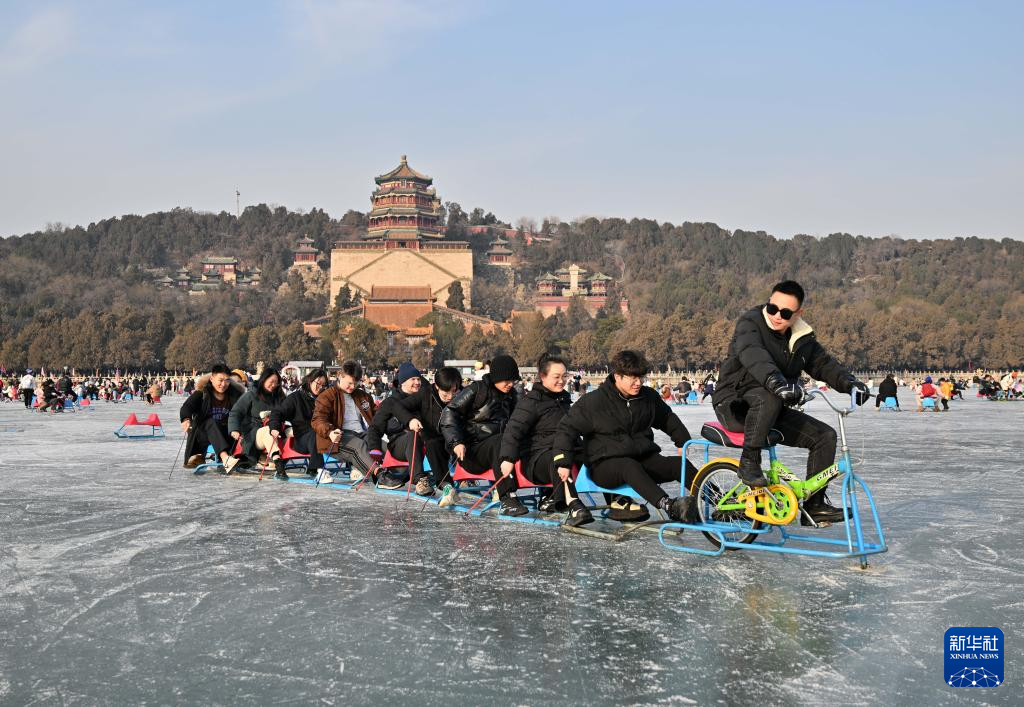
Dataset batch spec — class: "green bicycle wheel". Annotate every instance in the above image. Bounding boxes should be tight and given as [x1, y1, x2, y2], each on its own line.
[690, 459, 763, 549]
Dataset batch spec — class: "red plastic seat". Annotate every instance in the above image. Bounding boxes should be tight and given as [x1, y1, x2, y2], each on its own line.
[279, 437, 309, 460]
[382, 450, 408, 469]
[453, 463, 496, 482]
[140, 413, 162, 427]
[122, 413, 140, 426]
[514, 463, 579, 489]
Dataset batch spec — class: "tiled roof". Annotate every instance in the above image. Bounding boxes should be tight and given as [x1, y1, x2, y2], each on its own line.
[375, 155, 431, 183]
[363, 302, 434, 329]
[369, 286, 433, 302]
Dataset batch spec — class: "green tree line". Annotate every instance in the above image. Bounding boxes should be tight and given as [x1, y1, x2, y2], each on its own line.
[2, 204, 1022, 371]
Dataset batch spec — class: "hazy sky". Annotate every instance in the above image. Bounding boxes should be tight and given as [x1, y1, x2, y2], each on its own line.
[1, 1, 1021, 240]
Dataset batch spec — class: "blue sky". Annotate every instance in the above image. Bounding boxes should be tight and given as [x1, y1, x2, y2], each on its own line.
[1, 0, 1021, 239]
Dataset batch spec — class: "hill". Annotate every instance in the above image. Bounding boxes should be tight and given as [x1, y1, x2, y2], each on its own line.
[1, 205, 1021, 371]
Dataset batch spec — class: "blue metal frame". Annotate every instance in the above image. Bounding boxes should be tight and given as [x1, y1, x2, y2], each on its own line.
[664, 390, 888, 567]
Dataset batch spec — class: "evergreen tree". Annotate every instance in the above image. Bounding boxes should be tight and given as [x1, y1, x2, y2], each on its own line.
[334, 285, 352, 310]
[446, 281, 466, 311]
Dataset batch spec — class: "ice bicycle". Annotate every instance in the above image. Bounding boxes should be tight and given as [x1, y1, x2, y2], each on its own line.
[659, 389, 888, 569]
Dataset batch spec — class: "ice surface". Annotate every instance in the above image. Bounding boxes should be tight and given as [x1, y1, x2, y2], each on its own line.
[0, 395, 1020, 705]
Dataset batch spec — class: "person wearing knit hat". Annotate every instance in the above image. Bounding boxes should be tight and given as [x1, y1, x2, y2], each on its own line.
[439, 354, 527, 516]
[395, 362, 421, 386]
[366, 363, 432, 493]
[488, 355, 520, 384]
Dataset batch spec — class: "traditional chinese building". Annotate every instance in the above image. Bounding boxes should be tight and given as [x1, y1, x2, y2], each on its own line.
[158, 259, 260, 293]
[329, 156, 473, 310]
[201, 256, 238, 283]
[292, 235, 319, 267]
[486, 237, 513, 267]
[533, 263, 627, 317]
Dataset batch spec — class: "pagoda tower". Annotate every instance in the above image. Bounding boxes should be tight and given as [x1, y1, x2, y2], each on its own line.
[328, 156, 473, 311]
[366, 155, 444, 242]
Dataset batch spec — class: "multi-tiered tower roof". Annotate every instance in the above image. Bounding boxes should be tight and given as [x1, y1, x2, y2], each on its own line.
[365, 155, 444, 241]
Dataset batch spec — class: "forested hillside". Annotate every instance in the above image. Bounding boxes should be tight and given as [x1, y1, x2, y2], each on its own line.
[1, 204, 1021, 371]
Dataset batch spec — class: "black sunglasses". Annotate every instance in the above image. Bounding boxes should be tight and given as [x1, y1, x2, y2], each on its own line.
[765, 302, 797, 320]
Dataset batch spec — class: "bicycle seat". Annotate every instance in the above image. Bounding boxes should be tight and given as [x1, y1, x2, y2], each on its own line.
[700, 421, 783, 448]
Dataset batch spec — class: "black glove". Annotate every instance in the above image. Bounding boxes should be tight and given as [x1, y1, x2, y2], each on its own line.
[766, 372, 805, 406]
[850, 378, 870, 406]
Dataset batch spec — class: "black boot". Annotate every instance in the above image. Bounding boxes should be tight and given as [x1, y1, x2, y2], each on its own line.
[738, 448, 768, 488]
[660, 496, 699, 523]
[564, 500, 594, 527]
[273, 456, 288, 480]
[499, 494, 528, 517]
[802, 491, 850, 526]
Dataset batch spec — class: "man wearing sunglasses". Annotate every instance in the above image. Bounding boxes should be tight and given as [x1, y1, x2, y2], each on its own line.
[713, 280, 869, 525]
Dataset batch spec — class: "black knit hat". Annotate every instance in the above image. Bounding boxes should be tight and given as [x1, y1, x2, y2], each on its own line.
[489, 355, 520, 383]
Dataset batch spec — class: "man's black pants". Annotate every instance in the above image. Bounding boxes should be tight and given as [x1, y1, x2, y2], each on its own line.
[715, 388, 837, 479]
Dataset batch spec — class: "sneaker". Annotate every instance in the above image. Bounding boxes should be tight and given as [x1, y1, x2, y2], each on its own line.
[499, 495, 528, 517]
[349, 469, 364, 482]
[415, 476, 435, 497]
[608, 496, 650, 522]
[538, 495, 562, 513]
[316, 469, 334, 484]
[184, 454, 205, 469]
[438, 484, 458, 508]
[378, 472, 406, 490]
[274, 468, 289, 481]
[803, 493, 850, 525]
[737, 457, 768, 488]
[223, 455, 241, 474]
[565, 500, 594, 527]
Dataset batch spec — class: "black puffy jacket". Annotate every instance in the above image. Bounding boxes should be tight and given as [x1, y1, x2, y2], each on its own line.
[498, 384, 572, 464]
[268, 386, 318, 439]
[713, 305, 852, 407]
[439, 375, 517, 452]
[398, 380, 449, 441]
[179, 376, 246, 460]
[552, 376, 692, 468]
[877, 376, 898, 400]
[366, 386, 414, 454]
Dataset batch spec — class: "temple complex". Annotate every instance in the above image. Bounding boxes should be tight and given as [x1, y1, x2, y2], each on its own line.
[533, 263, 625, 317]
[329, 156, 473, 310]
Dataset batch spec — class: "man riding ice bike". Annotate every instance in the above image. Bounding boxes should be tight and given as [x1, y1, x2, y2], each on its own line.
[712, 280, 870, 525]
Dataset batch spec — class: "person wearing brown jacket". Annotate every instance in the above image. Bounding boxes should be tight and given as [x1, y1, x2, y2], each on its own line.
[311, 360, 377, 483]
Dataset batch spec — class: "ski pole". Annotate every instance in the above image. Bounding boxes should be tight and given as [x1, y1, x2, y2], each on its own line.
[167, 428, 188, 480]
[352, 459, 381, 490]
[463, 475, 503, 517]
[405, 428, 419, 501]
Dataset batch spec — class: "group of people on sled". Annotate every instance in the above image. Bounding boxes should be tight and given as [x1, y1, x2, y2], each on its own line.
[178, 280, 873, 528]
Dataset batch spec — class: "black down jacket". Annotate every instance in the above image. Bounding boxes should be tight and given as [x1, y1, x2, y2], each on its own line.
[366, 385, 415, 454]
[552, 376, 692, 468]
[498, 384, 572, 464]
[398, 379, 450, 441]
[268, 386, 318, 440]
[439, 375, 517, 452]
[713, 305, 852, 407]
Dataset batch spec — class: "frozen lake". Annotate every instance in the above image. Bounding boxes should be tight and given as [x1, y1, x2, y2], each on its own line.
[0, 392, 1020, 705]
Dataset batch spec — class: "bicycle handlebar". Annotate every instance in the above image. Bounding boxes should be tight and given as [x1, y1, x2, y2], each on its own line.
[804, 388, 857, 415]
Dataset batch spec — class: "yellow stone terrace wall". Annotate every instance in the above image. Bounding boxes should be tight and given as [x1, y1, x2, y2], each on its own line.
[329, 247, 473, 308]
